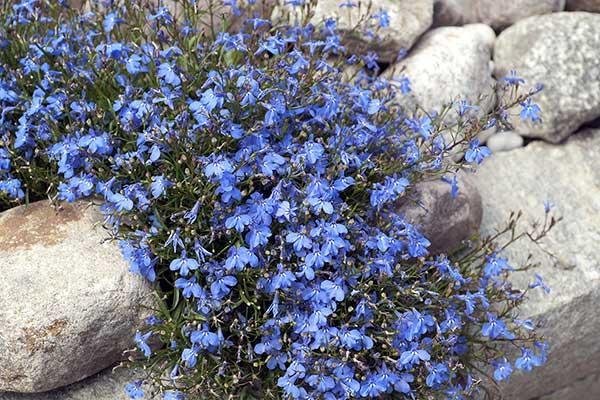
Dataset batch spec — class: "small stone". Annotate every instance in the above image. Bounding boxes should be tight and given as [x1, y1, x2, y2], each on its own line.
[433, 0, 565, 30]
[566, 0, 600, 11]
[398, 172, 483, 254]
[472, 129, 600, 399]
[486, 131, 524, 152]
[494, 12, 600, 143]
[0, 201, 154, 393]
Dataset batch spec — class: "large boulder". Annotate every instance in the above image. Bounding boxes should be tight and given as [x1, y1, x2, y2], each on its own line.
[472, 130, 600, 399]
[383, 24, 496, 118]
[566, 0, 600, 11]
[399, 172, 483, 255]
[433, 0, 565, 29]
[0, 201, 154, 393]
[275, 0, 434, 64]
[494, 12, 600, 143]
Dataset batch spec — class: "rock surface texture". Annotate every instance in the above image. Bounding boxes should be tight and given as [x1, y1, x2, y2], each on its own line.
[305, 0, 434, 63]
[566, 0, 600, 11]
[0, 368, 139, 400]
[433, 0, 565, 29]
[384, 24, 496, 118]
[0, 201, 153, 393]
[494, 12, 600, 143]
[398, 172, 483, 255]
[473, 130, 600, 399]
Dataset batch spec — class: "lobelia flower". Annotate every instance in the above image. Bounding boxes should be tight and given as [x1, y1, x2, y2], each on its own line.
[163, 390, 186, 400]
[134, 331, 153, 358]
[520, 98, 542, 123]
[169, 251, 200, 276]
[125, 381, 144, 399]
[515, 348, 543, 371]
[465, 139, 492, 164]
[492, 358, 513, 381]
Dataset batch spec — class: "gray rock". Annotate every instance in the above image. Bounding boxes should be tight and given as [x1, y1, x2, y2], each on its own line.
[399, 172, 483, 254]
[566, 0, 600, 11]
[0, 201, 154, 393]
[494, 12, 600, 143]
[433, 0, 565, 30]
[472, 130, 600, 399]
[486, 131, 524, 152]
[0, 367, 142, 400]
[384, 24, 496, 118]
[275, 0, 433, 64]
[537, 372, 600, 400]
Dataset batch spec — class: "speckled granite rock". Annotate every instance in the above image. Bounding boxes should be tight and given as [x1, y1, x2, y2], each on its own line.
[473, 130, 600, 399]
[384, 24, 496, 119]
[433, 0, 565, 29]
[0, 201, 154, 393]
[494, 12, 600, 143]
[0, 367, 142, 400]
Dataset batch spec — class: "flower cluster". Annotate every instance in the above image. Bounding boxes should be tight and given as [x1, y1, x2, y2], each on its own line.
[0, 1, 549, 399]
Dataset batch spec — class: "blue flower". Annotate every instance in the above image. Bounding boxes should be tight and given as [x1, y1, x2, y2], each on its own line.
[175, 276, 204, 299]
[225, 212, 252, 232]
[134, 331, 152, 358]
[169, 252, 200, 276]
[465, 139, 492, 164]
[529, 273, 551, 294]
[286, 230, 313, 253]
[515, 347, 543, 371]
[163, 390, 185, 400]
[157, 63, 181, 86]
[502, 70, 525, 86]
[125, 381, 144, 399]
[225, 246, 258, 271]
[405, 116, 433, 139]
[210, 275, 238, 299]
[181, 347, 198, 368]
[399, 345, 430, 366]
[492, 358, 513, 381]
[320, 279, 345, 302]
[520, 98, 542, 123]
[245, 225, 271, 249]
[109, 192, 134, 212]
[481, 313, 514, 340]
[150, 175, 172, 198]
[425, 363, 449, 388]
[103, 12, 123, 33]
[441, 175, 459, 198]
[190, 325, 222, 350]
[483, 254, 513, 278]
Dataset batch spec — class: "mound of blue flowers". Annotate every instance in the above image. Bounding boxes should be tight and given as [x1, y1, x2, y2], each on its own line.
[0, 1, 551, 399]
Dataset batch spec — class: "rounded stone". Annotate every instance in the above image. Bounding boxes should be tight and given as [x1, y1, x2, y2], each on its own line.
[494, 12, 600, 143]
[486, 131, 524, 152]
[398, 172, 483, 254]
[0, 201, 154, 393]
[433, 0, 565, 30]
